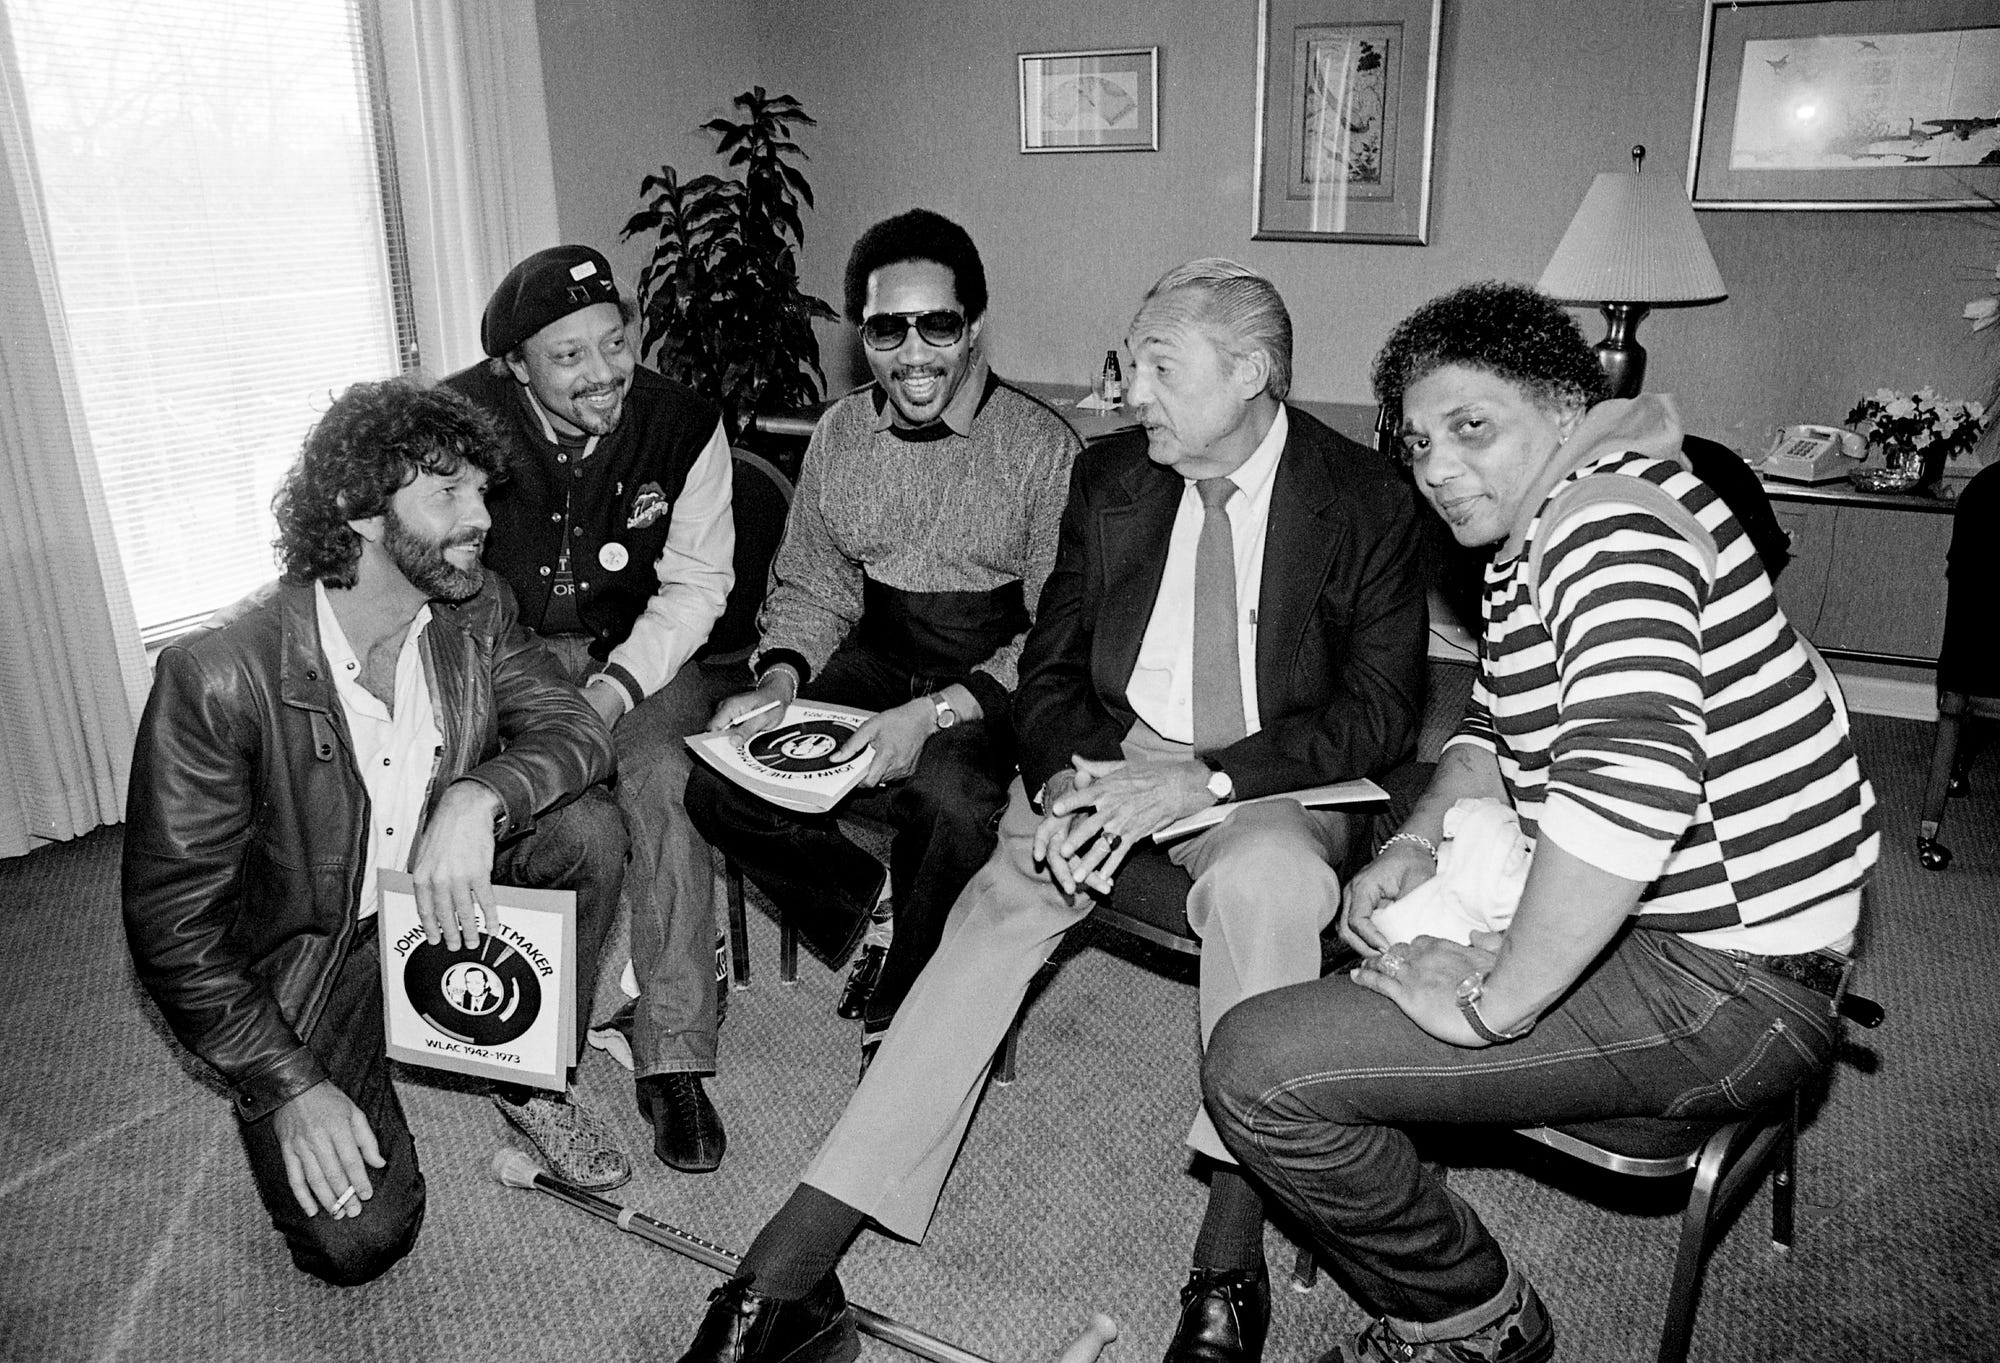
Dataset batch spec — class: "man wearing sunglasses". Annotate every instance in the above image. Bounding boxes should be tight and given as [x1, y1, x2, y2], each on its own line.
[688, 209, 1081, 1068]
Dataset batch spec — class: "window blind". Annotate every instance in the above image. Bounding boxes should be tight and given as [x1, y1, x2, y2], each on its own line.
[6, 0, 414, 639]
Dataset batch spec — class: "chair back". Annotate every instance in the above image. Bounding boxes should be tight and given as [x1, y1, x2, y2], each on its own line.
[698, 448, 793, 665]
[1939, 461, 2000, 699]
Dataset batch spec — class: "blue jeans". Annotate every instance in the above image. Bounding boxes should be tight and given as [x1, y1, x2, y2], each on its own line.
[1202, 927, 1838, 1324]
[546, 637, 735, 1076]
[236, 786, 625, 1284]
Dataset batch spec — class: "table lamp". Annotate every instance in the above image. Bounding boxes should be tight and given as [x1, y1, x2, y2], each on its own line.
[1537, 145, 1726, 398]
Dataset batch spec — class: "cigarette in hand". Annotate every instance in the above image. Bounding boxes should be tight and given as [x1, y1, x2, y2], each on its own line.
[729, 698, 783, 728]
[330, 1186, 357, 1214]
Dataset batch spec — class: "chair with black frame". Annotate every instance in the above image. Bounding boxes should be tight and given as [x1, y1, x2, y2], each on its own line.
[700, 447, 794, 988]
[1283, 947, 1888, 1363]
[1917, 459, 2000, 872]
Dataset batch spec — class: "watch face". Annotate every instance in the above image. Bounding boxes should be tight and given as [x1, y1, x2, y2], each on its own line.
[1207, 770, 1232, 800]
[933, 698, 957, 729]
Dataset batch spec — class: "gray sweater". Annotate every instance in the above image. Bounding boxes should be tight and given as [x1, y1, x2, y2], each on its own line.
[755, 374, 1081, 697]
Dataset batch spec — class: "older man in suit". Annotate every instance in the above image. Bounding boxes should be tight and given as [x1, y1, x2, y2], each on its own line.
[671, 260, 1427, 1363]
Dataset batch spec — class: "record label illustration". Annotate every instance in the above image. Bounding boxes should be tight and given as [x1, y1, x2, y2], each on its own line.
[404, 934, 542, 1047]
[744, 720, 858, 774]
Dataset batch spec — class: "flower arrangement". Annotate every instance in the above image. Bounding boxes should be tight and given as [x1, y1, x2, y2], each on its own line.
[1846, 388, 1986, 489]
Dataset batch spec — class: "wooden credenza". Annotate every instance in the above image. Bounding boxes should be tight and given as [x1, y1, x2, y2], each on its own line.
[1764, 480, 1956, 667]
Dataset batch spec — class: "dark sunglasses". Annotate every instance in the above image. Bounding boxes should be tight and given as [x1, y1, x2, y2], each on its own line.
[859, 310, 966, 351]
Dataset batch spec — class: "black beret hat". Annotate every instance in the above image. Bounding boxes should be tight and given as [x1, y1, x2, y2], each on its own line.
[481, 244, 621, 357]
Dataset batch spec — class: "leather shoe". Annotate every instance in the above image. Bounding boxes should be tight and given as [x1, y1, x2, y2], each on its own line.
[637, 1073, 727, 1173]
[675, 1273, 859, 1363]
[1163, 1264, 1270, 1363]
[835, 945, 887, 1020]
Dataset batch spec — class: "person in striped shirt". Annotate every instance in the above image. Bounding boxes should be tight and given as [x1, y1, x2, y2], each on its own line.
[1201, 281, 1878, 1363]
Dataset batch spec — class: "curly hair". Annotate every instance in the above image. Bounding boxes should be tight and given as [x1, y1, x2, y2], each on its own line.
[1371, 280, 1608, 417]
[272, 379, 509, 588]
[842, 208, 988, 324]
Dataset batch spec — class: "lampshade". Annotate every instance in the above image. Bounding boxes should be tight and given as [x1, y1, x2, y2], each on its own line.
[1537, 164, 1726, 305]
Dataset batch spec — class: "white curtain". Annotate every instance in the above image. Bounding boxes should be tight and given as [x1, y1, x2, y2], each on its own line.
[0, 0, 559, 858]
[0, 15, 150, 858]
[378, 0, 562, 378]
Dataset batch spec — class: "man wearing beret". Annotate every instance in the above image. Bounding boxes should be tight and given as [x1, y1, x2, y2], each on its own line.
[442, 245, 736, 1173]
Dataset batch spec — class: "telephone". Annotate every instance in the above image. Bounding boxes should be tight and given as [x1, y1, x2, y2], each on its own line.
[1759, 424, 1865, 484]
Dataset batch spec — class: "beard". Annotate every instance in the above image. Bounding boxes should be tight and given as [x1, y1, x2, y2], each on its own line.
[382, 507, 485, 602]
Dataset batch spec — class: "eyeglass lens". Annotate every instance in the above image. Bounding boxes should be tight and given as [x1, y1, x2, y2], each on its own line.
[861, 310, 965, 350]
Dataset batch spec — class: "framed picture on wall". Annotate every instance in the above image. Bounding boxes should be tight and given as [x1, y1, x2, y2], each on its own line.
[1251, 0, 1440, 244]
[1688, 0, 2000, 209]
[1018, 48, 1159, 153]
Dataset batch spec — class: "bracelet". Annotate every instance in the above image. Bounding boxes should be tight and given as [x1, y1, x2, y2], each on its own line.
[1379, 831, 1438, 860]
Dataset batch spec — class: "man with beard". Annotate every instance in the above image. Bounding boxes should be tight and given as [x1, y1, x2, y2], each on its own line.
[442, 246, 737, 1173]
[686, 209, 1080, 1068]
[124, 380, 631, 1286]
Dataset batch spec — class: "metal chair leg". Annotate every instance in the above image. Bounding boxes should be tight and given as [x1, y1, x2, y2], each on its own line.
[1290, 1245, 1318, 1293]
[725, 856, 752, 988]
[993, 1013, 1020, 1085]
[1919, 693, 1966, 870]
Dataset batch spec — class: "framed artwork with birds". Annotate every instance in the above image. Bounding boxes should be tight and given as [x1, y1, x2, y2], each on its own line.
[1251, 0, 1441, 243]
[1689, 0, 2000, 209]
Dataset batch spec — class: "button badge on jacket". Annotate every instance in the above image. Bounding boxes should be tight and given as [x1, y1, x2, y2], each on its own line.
[599, 542, 630, 572]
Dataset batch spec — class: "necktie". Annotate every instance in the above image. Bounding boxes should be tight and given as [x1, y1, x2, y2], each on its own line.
[1192, 477, 1246, 753]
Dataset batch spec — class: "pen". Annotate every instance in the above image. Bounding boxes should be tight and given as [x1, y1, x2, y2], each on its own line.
[728, 698, 783, 727]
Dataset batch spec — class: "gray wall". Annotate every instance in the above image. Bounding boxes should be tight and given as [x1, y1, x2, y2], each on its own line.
[538, 0, 1995, 458]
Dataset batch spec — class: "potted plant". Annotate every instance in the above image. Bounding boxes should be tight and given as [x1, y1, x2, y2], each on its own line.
[622, 88, 838, 442]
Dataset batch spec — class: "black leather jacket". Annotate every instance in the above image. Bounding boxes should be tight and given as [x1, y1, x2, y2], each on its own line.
[122, 576, 613, 1122]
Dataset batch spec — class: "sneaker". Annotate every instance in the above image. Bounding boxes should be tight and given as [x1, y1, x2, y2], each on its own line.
[493, 1089, 632, 1191]
[1317, 1281, 1554, 1363]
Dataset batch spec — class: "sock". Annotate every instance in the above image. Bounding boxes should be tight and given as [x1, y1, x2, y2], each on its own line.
[1192, 1165, 1266, 1274]
[740, 1184, 866, 1300]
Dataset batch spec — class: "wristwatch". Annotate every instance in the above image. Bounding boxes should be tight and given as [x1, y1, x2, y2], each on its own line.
[931, 692, 959, 730]
[1205, 768, 1235, 803]
[1455, 970, 1534, 1045]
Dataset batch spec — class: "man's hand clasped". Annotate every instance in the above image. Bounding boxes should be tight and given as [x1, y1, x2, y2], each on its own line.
[1032, 755, 1217, 896]
[1350, 930, 1502, 1048]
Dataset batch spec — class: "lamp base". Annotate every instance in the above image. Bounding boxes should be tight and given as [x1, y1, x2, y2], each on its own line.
[1593, 302, 1652, 399]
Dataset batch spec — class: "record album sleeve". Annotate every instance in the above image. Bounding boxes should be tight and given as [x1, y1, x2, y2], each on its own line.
[377, 870, 576, 1091]
[684, 701, 877, 815]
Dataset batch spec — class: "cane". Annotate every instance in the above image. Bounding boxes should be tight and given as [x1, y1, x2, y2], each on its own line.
[492, 1151, 1120, 1363]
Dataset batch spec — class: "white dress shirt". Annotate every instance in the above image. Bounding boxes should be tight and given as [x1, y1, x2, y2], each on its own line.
[1126, 407, 1289, 745]
[315, 582, 442, 919]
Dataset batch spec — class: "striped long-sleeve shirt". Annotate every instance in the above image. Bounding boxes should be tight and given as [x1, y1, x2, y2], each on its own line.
[1448, 447, 1877, 955]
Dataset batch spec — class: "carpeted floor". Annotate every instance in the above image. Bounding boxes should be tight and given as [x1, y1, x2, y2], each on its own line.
[1, 712, 1995, 1363]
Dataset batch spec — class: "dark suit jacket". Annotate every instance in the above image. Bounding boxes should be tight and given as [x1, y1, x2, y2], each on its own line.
[1014, 407, 1428, 803]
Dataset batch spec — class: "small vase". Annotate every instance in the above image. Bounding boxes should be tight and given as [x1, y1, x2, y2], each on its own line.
[1870, 439, 1942, 492]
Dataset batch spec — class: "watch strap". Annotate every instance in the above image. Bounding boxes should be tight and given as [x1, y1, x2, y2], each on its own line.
[1456, 973, 1532, 1044]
